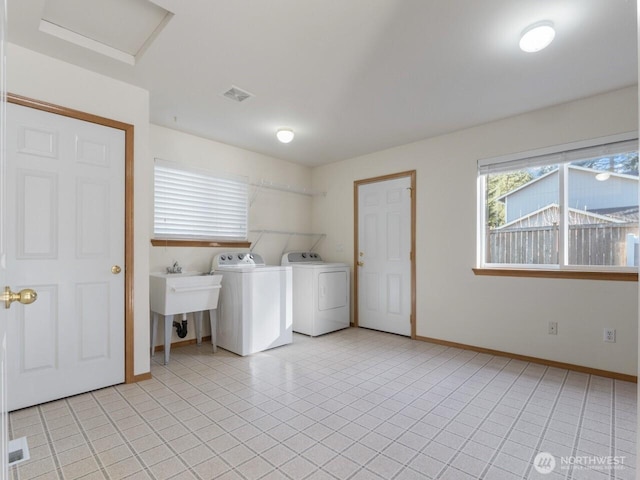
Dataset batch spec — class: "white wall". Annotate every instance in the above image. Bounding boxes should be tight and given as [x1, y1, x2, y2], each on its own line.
[150, 125, 314, 347]
[636, 4, 639, 461]
[7, 44, 152, 376]
[8, 43, 637, 377]
[6, 46, 317, 370]
[312, 86, 639, 376]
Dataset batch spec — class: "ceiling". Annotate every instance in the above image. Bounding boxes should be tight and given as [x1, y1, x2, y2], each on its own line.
[7, 0, 638, 167]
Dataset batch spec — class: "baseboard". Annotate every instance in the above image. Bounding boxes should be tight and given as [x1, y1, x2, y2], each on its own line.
[415, 335, 637, 383]
[129, 372, 152, 383]
[153, 335, 213, 352]
[147, 333, 636, 382]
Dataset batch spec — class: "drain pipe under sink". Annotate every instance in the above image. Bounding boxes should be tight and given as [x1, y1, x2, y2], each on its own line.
[173, 313, 188, 338]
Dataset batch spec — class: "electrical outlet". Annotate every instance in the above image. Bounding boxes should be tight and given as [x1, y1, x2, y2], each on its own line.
[603, 328, 616, 343]
[548, 321, 557, 335]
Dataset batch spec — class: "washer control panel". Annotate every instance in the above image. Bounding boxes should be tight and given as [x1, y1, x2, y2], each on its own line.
[281, 252, 323, 265]
[212, 252, 264, 270]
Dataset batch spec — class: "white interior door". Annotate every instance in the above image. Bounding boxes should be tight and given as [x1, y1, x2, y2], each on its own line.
[5, 102, 125, 411]
[357, 176, 412, 336]
[0, 0, 7, 474]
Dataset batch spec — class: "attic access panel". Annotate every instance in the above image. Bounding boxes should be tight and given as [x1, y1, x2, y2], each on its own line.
[40, 0, 173, 65]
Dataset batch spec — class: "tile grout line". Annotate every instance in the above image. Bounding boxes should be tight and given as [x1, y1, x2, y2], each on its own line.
[110, 385, 210, 480]
[157, 338, 478, 479]
[335, 349, 490, 480]
[520, 369, 572, 479]
[386, 354, 517, 479]
[144, 359, 277, 478]
[338, 351, 495, 480]
[470, 363, 554, 480]
[64, 397, 109, 479]
[89, 390, 160, 480]
[7, 329, 637, 480]
[303, 345, 488, 480]
[564, 374, 591, 480]
[171, 338, 485, 480]
[37, 405, 65, 480]
[350, 351, 501, 479]
[610, 380, 615, 480]
[152, 352, 380, 480]
[424, 357, 546, 478]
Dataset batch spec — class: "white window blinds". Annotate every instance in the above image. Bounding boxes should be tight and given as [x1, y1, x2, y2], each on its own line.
[154, 159, 248, 241]
[478, 133, 638, 175]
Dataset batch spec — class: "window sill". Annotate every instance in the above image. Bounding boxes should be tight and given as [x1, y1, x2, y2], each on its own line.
[472, 268, 637, 282]
[151, 239, 251, 248]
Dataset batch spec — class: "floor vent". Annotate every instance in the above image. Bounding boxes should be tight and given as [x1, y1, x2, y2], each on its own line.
[8, 437, 30, 467]
[222, 86, 253, 103]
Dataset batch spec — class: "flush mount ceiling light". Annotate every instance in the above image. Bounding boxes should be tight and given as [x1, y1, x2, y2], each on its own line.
[519, 21, 556, 53]
[595, 172, 611, 181]
[276, 128, 295, 144]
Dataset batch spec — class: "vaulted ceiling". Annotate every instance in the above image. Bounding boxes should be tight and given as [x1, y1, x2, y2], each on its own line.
[7, 0, 638, 166]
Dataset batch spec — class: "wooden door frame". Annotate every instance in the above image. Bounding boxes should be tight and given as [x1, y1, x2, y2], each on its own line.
[7, 93, 138, 384]
[354, 170, 417, 338]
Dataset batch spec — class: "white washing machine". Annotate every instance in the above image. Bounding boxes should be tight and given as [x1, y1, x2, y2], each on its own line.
[281, 251, 350, 336]
[212, 252, 292, 356]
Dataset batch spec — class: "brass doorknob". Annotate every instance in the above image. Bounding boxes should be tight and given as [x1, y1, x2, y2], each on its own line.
[357, 261, 364, 267]
[2, 287, 38, 309]
[112, 265, 122, 274]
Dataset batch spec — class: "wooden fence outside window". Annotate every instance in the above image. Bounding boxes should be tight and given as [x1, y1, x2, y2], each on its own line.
[487, 223, 639, 266]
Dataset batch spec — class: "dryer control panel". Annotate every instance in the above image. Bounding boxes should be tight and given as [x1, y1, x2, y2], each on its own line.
[281, 252, 323, 265]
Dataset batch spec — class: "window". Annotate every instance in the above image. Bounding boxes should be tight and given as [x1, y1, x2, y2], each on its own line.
[478, 134, 638, 271]
[153, 159, 248, 241]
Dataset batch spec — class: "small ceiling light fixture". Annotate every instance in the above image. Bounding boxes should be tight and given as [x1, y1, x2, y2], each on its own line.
[276, 128, 295, 144]
[519, 21, 556, 53]
[595, 172, 611, 181]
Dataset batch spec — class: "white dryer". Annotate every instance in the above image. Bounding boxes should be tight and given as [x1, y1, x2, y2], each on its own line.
[281, 252, 350, 336]
[212, 252, 292, 356]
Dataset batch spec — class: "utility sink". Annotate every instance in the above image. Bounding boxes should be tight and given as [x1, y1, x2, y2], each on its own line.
[150, 272, 223, 315]
[149, 272, 223, 365]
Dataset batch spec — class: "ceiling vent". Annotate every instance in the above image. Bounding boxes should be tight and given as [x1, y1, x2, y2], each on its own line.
[222, 86, 253, 103]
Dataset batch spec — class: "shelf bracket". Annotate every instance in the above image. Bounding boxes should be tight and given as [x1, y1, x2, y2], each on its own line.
[248, 230, 326, 255]
[310, 234, 324, 252]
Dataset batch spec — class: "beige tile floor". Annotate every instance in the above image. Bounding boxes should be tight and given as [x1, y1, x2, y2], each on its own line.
[8, 328, 637, 479]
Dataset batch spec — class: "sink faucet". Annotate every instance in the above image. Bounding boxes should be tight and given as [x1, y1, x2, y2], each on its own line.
[166, 261, 182, 274]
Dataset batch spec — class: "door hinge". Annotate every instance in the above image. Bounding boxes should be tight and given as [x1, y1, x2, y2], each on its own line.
[409, 251, 413, 260]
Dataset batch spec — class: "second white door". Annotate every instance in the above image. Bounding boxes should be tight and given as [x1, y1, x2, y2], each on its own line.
[357, 175, 412, 336]
[6, 102, 125, 411]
